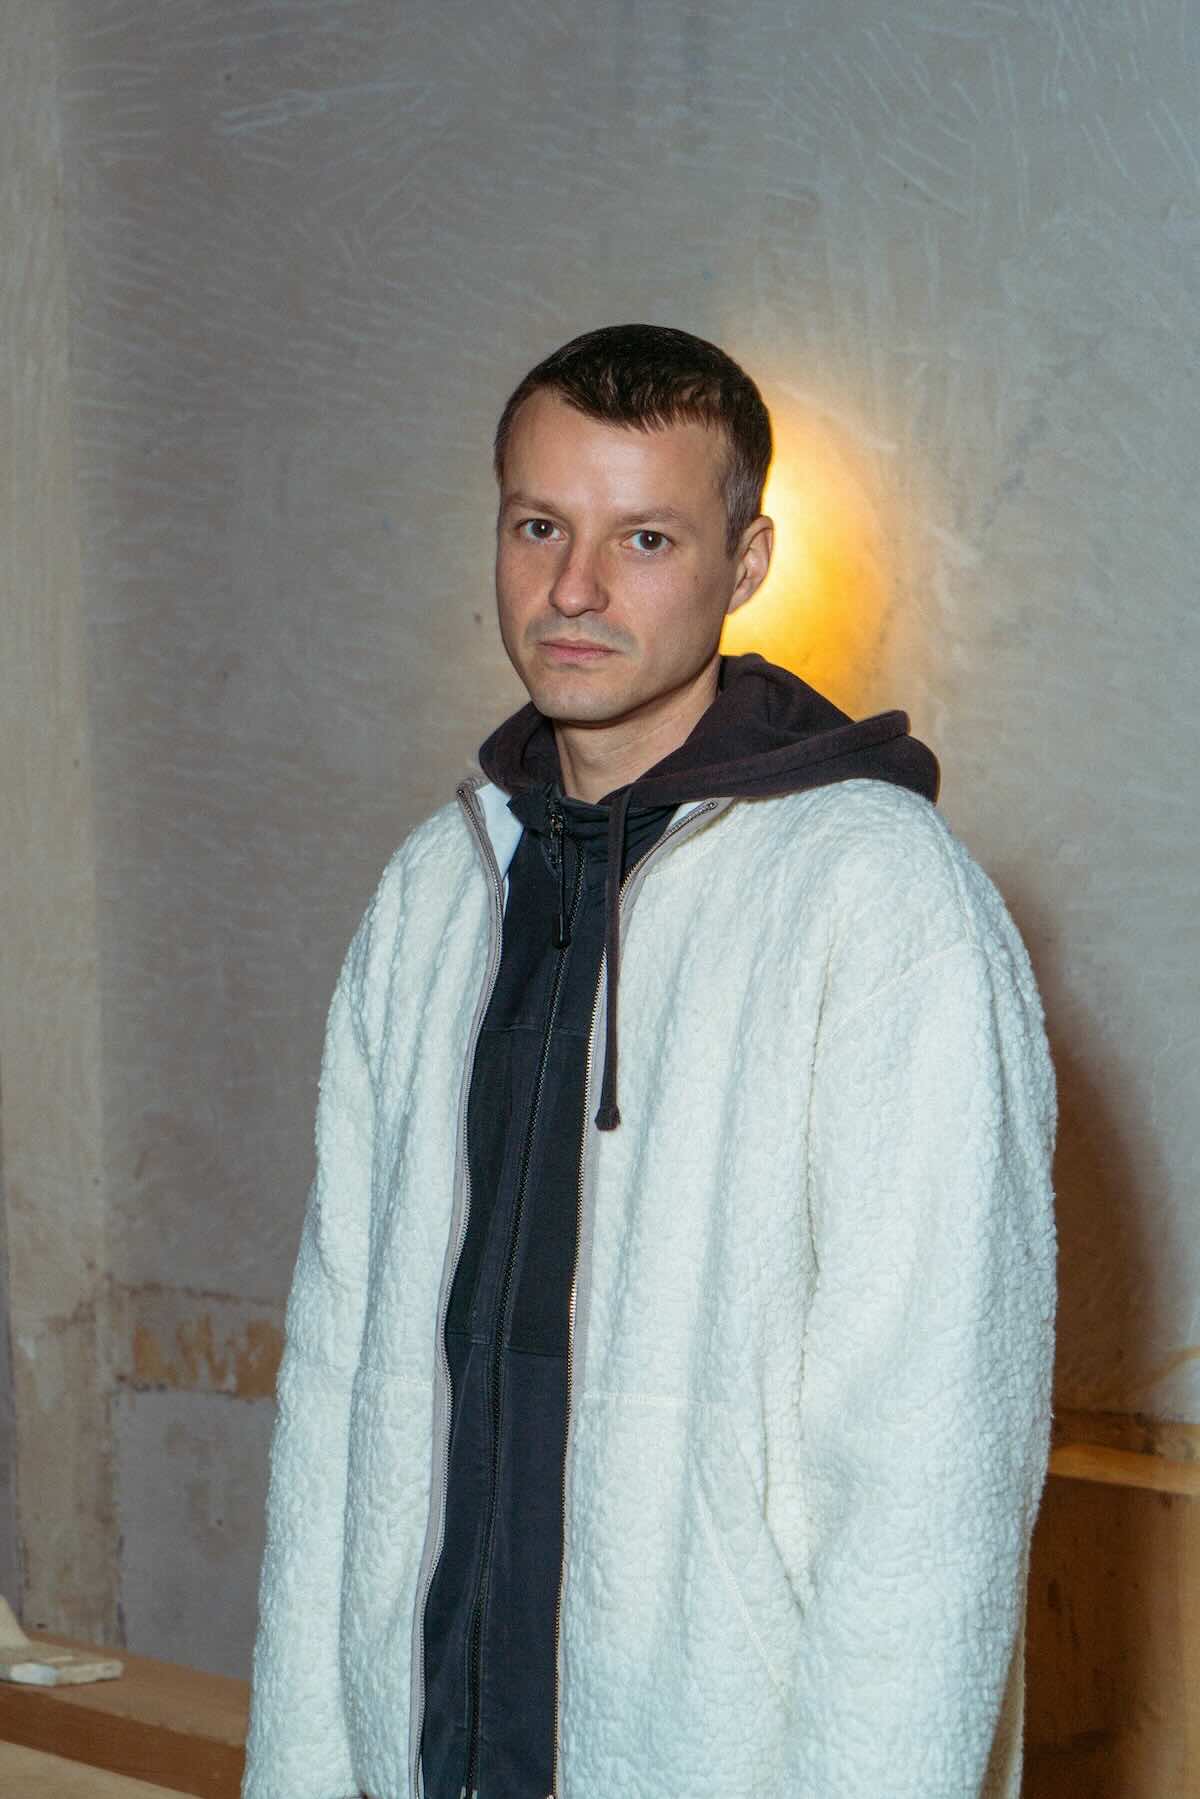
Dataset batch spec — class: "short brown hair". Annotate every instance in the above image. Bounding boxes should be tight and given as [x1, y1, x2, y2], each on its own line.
[493, 323, 773, 557]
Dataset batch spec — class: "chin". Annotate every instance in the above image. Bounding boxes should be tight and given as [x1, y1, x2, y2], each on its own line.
[530, 690, 628, 726]
[521, 669, 631, 724]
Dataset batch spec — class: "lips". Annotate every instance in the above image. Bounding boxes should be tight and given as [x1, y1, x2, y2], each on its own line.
[538, 639, 616, 662]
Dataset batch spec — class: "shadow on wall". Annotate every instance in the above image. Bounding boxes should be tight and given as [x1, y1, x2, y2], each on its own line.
[998, 871, 1163, 1417]
[972, 884, 1192, 1793]
[1052, 1038, 1161, 1409]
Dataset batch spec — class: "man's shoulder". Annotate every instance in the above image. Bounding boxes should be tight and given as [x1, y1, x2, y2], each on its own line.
[756, 777, 957, 880]
[347, 793, 478, 956]
[753, 778, 1015, 948]
[330, 790, 485, 1020]
[371, 793, 474, 894]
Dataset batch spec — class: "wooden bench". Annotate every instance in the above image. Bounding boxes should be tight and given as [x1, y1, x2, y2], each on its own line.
[0, 1739, 187, 1797]
[0, 1637, 247, 1799]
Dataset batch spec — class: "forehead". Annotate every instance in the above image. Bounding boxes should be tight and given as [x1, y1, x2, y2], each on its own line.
[500, 389, 726, 517]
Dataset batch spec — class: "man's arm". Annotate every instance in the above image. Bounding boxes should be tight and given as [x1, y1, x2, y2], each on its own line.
[793, 924, 1057, 1798]
[242, 918, 375, 1799]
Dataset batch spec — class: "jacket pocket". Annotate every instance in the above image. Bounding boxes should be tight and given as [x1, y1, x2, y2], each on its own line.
[688, 1405, 809, 1714]
[561, 1393, 808, 1796]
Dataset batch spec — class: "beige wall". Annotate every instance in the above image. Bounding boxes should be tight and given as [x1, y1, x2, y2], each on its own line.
[0, 1, 117, 1638]
[1, 0, 1197, 1676]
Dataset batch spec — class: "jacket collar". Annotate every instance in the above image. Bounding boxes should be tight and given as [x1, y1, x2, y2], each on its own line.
[475, 779, 524, 879]
[473, 776, 710, 879]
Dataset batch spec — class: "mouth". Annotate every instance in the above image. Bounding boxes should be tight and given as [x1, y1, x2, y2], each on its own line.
[537, 639, 617, 664]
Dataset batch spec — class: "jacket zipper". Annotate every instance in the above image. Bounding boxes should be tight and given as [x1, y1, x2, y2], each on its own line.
[547, 798, 723, 1799]
[409, 784, 507, 1799]
[461, 801, 585, 1799]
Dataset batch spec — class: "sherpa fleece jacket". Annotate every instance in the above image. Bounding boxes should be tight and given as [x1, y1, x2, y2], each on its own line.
[243, 773, 1058, 1799]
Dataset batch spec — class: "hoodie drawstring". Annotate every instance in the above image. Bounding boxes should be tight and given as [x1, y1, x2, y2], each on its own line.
[595, 787, 632, 1132]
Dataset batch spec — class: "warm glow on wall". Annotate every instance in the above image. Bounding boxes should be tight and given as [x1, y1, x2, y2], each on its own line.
[720, 410, 889, 709]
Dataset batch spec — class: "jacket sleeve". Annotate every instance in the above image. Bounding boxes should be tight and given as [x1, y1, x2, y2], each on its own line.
[793, 927, 1057, 1798]
[242, 918, 375, 1799]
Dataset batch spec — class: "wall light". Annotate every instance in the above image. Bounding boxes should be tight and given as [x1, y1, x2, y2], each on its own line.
[720, 409, 890, 712]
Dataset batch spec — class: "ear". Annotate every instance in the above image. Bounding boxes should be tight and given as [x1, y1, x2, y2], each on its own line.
[726, 515, 774, 616]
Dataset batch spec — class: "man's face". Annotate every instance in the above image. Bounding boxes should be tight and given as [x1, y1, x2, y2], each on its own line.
[495, 389, 761, 733]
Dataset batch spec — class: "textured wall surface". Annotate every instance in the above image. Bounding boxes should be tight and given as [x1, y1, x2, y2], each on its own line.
[0, 0, 1194, 1675]
[0, 1161, 18, 1608]
[0, 1, 118, 1641]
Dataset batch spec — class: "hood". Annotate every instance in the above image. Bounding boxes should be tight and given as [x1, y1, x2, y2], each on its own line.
[476, 652, 941, 1129]
[480, 651, 939, 808]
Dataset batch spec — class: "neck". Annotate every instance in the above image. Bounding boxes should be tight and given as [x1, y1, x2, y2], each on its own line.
[552, 658, 720, 803]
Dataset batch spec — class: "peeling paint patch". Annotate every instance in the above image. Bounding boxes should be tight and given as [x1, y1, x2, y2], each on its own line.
[115, 1284, 283, 1399]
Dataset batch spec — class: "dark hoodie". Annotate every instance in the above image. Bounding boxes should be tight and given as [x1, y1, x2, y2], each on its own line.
[418, 654, 938, 1799]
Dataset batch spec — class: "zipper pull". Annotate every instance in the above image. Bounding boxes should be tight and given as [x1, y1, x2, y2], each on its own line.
[548, 801, 571, 950]
[547, 799, 563, 870]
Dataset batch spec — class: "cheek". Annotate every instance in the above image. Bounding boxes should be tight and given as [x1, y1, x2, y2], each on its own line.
[497, 541, 550, 601]
[493, 584, 524, 656]
[645, 574, 722, 651]
[494, 541, 517, 592]
[495, 552, 532, 622]
[624, 561, 694, 614]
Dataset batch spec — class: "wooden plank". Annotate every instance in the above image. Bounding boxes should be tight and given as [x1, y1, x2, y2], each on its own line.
[1026, 1471, 1200, 1798]
[1052, 1407, 1200, 1466]
[1050, 1442, 1200, 1497]
[0, 1739, 184, 1797]
[0, 1637, 246, 1799]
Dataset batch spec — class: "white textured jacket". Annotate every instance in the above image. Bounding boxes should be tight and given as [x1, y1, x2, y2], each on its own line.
[244, 773, 1057, 1799]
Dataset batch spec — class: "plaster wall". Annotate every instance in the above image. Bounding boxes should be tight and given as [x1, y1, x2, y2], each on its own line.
[0, 0, 117, 1640]
[0, 0, 1194, 1675]
[0, 1157, 19, 1608]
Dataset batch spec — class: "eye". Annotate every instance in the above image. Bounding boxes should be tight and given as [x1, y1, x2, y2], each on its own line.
[517, 517, 561, 542]
[629, 529, 670, 554]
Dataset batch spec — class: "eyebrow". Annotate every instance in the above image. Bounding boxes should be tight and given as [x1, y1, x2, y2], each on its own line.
[500, 491, 696, 530]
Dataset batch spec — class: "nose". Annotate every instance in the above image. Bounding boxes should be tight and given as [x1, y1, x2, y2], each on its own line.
[548, 539, 608, 618]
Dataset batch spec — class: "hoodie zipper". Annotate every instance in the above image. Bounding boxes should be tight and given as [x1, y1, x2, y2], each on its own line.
[410, 784, 507, 1799]
[460, 800, 584, 1799]
[547, 798, 722, 1799]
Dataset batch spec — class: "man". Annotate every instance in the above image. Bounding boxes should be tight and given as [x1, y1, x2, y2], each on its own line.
[243, 324, 1057, 1799]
